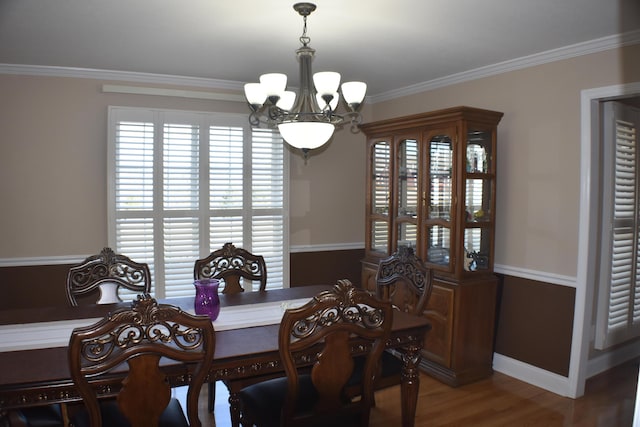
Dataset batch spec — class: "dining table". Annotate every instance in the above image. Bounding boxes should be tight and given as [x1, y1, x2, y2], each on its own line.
[0, 284, 431, 427]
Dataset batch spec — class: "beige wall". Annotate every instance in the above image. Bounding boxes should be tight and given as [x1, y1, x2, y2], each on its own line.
[370, 44, 640, 278]
[0, 75, 366, 258]
[1, 43, 638, 278]
[288, 120, 365, 247]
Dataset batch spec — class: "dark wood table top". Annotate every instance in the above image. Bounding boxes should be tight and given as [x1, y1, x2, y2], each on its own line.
[0, 286, 430, 390]
[0, 285, 326, 326]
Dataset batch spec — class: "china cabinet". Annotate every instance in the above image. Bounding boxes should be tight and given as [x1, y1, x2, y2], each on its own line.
[360, 106, 503, 386]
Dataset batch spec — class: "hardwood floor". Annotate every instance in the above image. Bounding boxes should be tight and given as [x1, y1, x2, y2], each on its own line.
[199, 359, 639, 426]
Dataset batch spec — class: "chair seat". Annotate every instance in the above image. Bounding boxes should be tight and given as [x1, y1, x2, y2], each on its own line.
[71, 398, 188, 427]
[239, 375, 316, 427]
[17, 405, 64, 427]
[239, 373, 359, 427]
[379, 350, 404, 378]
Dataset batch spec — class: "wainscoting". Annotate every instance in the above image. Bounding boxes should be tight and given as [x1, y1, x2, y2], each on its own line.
[494, 275, 575, 377]
[0, 247, 577, 395]
[0, 248, 366, 310]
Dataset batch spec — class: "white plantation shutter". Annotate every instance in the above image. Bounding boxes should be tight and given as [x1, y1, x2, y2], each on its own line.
[596, 101, 640, 349]
[251, 129, 285, 289]
[108, 107, 288, 299]
[111, 114, 156, 297]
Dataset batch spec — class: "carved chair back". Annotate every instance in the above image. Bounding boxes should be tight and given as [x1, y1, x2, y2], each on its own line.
[193, 242, 267, 294]
[66, 247, 152, 306]
[278, 279, 393, 426]
[68, 294, 216, 427]
[375, 246, 433, 316]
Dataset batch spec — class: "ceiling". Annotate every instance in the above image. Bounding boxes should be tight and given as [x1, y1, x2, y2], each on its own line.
[1, 0, 639, 99]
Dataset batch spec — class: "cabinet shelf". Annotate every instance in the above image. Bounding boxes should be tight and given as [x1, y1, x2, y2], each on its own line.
[466, 172, 493, 179]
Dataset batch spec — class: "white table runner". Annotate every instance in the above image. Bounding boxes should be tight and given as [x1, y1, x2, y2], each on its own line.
[0, 298, 309, 353]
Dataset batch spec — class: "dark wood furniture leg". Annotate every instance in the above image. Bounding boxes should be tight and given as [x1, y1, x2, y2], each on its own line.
[401, 343, 422, 427]
[229, 391, 241, 427]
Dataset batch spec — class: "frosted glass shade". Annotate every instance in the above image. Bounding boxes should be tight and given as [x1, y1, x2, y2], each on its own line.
[313, 71, 341, 96]
[277, 121, 335, 150]
[259, 73, 287, 97]
[341, 81, 367, 107]
[244, 83, 267, 107]
[276, 91, 296, 111]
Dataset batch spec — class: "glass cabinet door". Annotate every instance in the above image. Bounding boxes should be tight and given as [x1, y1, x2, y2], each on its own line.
[369, 140, 391, 254]
[463, 128, 494, 272]
[425, 133, 454, 269]
[396, 138, 419, 250]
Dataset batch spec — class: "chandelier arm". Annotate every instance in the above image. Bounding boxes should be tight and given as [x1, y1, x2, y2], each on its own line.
[248, 111, 261, 127]
[267, 105, 285, 122]
[348, 113, 364, 133]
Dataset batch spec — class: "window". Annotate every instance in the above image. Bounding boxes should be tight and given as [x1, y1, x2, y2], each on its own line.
[595, 101, 640, 349]
[108, 107, 288, 298]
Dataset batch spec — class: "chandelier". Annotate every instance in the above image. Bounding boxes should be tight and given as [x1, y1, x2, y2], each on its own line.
[244, 2, 367, 158]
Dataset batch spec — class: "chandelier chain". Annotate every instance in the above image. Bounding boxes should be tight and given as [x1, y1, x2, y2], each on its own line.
[300, 15, 310, 47]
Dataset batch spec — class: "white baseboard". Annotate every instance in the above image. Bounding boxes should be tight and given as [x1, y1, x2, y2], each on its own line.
[586, 342, 640, 378]
[493, 353, 573, 397]
[494, 344, 640, 399]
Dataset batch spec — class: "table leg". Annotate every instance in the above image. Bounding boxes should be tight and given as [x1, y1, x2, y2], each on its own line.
[400, 343, 422, 427]
[229, 391, 241, 427]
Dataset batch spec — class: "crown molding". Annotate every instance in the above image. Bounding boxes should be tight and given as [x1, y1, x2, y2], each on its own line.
[370, 29, 640, 103]
[0, 63, 245, 91]
[0, 29, 638, 106]
[101, 84, 245, 102]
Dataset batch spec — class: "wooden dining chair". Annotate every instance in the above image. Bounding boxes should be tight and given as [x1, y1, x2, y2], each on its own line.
[372, 246, 434, 391]
[238, 279, 393, 427]
[376, 246, 433, 317]
[18, 248, 153, 427]
[194, 242, 268, 412]
[67, 294, 216, 427]
[65, 247, 152, 306]
[344, 246, 434, 407]
[193, 242, 267, 294]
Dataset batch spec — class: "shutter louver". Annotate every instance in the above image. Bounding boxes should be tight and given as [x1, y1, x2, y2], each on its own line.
[115, 121, 154, 211]
[164, 217, 200, 298]
[209, 217, 244, 249]
[373, 142, 390, 216]
[164, 124, 199, 210]
[210, 126, 243, 210]
[251, 128, 285, 290]
[608, 118, 638, 332]
[371, 142, 390, 252]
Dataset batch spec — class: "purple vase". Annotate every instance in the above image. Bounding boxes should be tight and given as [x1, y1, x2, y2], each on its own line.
[194, 279, 220, 321]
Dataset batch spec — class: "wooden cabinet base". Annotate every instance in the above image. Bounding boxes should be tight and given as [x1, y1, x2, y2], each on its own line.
[419, 356, 494, 387]
[422, 275, 498, 387]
